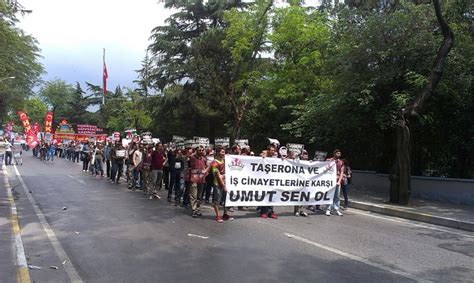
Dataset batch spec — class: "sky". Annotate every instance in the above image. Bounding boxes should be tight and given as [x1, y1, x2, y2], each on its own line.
[18, 0, 174, 91]
[18, 0, 322, 93]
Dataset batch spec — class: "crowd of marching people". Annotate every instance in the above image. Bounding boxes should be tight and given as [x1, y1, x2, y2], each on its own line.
[25, 138, 352, 223]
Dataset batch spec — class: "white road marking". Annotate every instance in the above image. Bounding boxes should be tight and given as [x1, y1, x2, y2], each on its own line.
[3, 166, 30, 282]
[349, 209, 474, 239]
[14, 165, 83, 283]
[187, 233, 209, 239]
[67, 175, 86, 185]
[284, 232, 431, 283]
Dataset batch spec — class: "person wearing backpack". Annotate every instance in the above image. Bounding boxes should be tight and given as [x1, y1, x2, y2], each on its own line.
[210, 147, 233, 223]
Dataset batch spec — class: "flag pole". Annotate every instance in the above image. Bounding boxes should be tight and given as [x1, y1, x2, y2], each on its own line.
[102, 48, 106, 105]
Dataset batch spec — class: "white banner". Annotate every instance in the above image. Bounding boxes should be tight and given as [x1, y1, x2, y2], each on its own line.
[225, 155, 337, 206]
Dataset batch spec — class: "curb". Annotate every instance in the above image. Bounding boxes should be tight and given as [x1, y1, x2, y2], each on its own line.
[349, 200, 474, 233]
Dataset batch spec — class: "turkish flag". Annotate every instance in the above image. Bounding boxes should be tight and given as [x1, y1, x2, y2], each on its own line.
[103, 60, 108, 97]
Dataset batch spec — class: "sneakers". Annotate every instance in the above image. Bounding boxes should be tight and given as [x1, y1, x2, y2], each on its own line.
[216, 216, 224, 223]
[336, 210, 343, 216]
[270, 213, 278, 219]
[294, 212, 300, 217]
[228, 207, 234, 212]
[148, 196, 153, 200]
[300, 211, 308, 217]
[325, 210, 331, 216]
[261, 213, 268, 219]
[223, 214, 234, 221]
[192, 212, 198, 218]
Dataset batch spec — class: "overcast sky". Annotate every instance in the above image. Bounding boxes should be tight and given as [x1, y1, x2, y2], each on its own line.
[18, 0, 321, 93]
[18, 0, 173, 92]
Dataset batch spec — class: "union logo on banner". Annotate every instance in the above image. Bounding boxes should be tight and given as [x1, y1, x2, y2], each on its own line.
[228, 158, 245, 171]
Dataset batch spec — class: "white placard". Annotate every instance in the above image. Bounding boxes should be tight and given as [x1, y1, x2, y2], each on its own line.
[116, 149, 126, 158]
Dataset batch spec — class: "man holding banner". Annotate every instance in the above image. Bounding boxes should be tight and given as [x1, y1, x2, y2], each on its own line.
[325, 149, 345, 216]
[210, 147, 233, 222]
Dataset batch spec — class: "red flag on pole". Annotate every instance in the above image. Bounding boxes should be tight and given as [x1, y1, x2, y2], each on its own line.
[103, 48, 108, 104]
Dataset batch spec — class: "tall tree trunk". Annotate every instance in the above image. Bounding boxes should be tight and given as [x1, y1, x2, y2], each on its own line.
[390, 116, 411, 204]
[390, 0, 454, 204]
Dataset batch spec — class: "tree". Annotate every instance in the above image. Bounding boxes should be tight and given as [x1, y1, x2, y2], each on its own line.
[222, 0, 274, 138]
[0, 0, 43, 124]
[390, 0, 454, 204]
[22, 96, 48, 123]
[38, 79, 75, 119]
[147, 0, 249, 139]
[134, 51, 153, 97]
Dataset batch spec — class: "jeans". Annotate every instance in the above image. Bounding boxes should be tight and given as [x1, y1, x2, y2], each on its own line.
[82, 157, 90, 171]
[132, 168, 143, 189]
[0, 153, 4, 164]
[168, 169, 178, 199]
[172, 169, 182, 201]
[5, 152, 12, 165]
[201, 183, 212, 202]
[150, 170, 163, 190]
[74, 152, 80, 163]
[46, 151, 54, 162]
[183, 181, 191, 206]
[111, 162, 124, 183]
[105, 159, 111, 178]
[95, 159, 104, 176]
[163, 166, 170, 190]
[260, 206, 274, 215]
[327, 185, 341, 212]
[174, 176, 183, 202]
[341, 183, 349, 207]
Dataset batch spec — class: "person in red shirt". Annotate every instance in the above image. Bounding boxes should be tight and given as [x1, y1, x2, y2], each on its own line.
[149, 143, 166, 199]
[189, 146, 207, 218]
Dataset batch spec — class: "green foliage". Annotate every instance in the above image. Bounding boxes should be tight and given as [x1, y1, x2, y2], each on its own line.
[22, 96, 48, 123]
[0, 0, 43, 124]
[38, 79, 76, 118]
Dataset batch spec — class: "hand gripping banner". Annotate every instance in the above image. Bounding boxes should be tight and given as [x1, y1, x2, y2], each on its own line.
[225, 155, 337, 207]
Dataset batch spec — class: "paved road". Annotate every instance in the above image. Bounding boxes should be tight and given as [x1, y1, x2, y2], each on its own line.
[1, 155, 474, 282]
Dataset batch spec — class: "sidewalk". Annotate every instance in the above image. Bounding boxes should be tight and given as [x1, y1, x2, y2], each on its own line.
[348, 186, 474, 232]
[0, 166, 18, 282]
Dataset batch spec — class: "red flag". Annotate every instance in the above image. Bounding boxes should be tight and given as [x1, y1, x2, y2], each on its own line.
[103, 49, 108, 101]
[44, 111, 54, 133]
